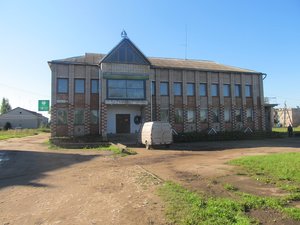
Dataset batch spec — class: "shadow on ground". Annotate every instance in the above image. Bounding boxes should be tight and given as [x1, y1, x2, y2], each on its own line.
[0, 150, 99, 189]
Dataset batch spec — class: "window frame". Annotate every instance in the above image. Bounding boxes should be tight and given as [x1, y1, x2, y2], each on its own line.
[235, 84, 241, 97]
[245, 85, 252, 97]
[212, 108, 219, 123]
[75, 79, 85, 94]
[160, 82, 169, 96]
[173, 82, 182, 96]
[187, 83, 195, 96]
[74, 109, 85, 125]
[107, 79, 145, 100]
[91, 79, 99, 94]
[175, 108, 183, 124]
[57, 78, 68, 94]
[199, 108, 208, 123]
[57, 109, 68, 125]
[223, 84, 231, 97]
[211, 84, 219, 97]
[199, 83, 207, 97]
[187, 109, 196, 123]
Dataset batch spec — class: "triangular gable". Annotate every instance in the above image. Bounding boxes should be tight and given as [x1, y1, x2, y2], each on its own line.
[100, 38, 151, 65]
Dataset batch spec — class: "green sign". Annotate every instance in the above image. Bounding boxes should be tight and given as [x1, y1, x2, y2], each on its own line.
[38, 100, 50, 111]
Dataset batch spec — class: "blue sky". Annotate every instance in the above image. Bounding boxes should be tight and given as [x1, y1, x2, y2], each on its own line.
[0, 0, 300, 117]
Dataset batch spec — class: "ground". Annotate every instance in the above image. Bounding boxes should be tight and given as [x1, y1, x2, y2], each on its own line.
[0, 134, 300, 225]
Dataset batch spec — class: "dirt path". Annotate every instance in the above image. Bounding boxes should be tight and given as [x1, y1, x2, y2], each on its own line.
[1, 134, 300, 225]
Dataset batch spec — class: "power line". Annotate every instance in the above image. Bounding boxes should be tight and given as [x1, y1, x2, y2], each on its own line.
[0, 83, 50, 98]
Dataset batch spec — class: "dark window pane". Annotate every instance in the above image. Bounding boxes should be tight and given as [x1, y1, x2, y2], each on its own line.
[91, 80, 99, 93]
[199, 83, 207, 96]
[223, 84, 230, 97]
[235, 84, 241, 97]
[57, 78, 68, 93]
[187, 83, 195, 96]
[245, 85, 252, 97]
[174, 82, 182, 96]
[211, 84, 218, 96]
[160, 82, 169, 96]
[75, 79, 85, 93]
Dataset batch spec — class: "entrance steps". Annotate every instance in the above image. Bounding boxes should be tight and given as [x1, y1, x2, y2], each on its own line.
[107, 133, 140, 146]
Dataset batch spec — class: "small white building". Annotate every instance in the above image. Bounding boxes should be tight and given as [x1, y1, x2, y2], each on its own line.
[0, 107, 49, 129]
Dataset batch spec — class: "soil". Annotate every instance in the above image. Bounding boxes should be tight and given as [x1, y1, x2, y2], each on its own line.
[0, 133, 300, 225]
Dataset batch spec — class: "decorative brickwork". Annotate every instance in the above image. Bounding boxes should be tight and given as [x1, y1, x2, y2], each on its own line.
[144, 104, 151, 122]
[68, 104, 74, 137]
[196, 104, 201, 132]
[100, 103, 107, 137]
[50, 105, 57, 137]
[183, 104, 188, 132]
[84, 105, 90, 135]
[169, 104, 175, 127]
[156, 104, 161, 121]
[261, 105, 266, 131]
[219, 105, 225, 131]
[253, 105, 259, 130]
[208, 105, 213, 127]
[231, 104, 237, 130]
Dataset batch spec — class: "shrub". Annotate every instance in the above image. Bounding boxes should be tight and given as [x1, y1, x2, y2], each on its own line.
[3, 122, 12, 130]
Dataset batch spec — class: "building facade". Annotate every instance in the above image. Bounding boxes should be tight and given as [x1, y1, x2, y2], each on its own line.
[275, 108, 300, 127]
[0, 107, 48, 129]
[49, 35, 266, 138]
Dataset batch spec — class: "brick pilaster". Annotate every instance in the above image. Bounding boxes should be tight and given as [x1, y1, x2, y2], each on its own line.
[84, 105, 90, 135]
[169, 104, 175, 127]
[101, 103, 107, 138]
[183, 104, 188, 132]
[51, 105, 57, 137]
[219, 105, 225, 131]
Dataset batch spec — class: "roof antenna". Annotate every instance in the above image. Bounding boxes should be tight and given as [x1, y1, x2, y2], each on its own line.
[121, 29, 127, 38]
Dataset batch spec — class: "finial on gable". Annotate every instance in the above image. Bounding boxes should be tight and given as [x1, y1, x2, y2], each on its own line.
[121, 29, 128, 39]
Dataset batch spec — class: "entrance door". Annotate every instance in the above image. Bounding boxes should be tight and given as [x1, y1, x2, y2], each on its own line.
[116, 114, 130, 133]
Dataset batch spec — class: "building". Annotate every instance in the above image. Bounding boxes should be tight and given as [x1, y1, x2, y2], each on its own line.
[0, 107, 49, 129]
[49, 33, 269, 138]
[275, 108, 300, 127]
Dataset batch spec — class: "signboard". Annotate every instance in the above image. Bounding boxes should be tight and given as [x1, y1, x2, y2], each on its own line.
[38, 100, 50, 111]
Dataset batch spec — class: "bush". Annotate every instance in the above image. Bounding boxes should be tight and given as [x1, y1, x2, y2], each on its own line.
[3, 122, 12, 130]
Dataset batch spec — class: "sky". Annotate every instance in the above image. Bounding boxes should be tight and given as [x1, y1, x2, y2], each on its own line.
[0, 0, 300, 118]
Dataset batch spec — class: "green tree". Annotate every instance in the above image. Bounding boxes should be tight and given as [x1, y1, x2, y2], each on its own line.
[0, 98, 12, 115]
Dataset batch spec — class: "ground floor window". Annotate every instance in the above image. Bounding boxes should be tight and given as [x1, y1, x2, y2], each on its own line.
[224, 108, 231, 122]
[187, 109, 195, 123]
[57, 109, 67, 125]
[160, 108, 169, 122]
[212, 108, 219, 122]
[175, 108, 183, 123]
[235, 109, 242, 122]
[200, 109, 208, 122]
[246, 108, 253, 122]
[74, 109, 84, 125]
[91, 110, 99, 124]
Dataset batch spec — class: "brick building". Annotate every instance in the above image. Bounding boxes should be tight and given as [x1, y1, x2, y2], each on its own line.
[49, 33, 268, 138]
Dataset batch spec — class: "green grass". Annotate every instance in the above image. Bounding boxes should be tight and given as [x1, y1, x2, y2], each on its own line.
[0, 129, 44, 140]
[158, 181, 300, 225]
[272, 127, 300, 133]
[229, 152, 300, 188]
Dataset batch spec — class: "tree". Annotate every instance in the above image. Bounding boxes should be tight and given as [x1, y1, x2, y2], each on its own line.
[0, 98, 12, 115]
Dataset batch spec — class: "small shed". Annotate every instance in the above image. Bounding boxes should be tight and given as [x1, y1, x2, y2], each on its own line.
[0, 107, 48, 129]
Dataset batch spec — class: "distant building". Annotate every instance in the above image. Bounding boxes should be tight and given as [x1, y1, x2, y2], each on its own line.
[275, 108, 300, 127]
[49, 33, 273, 138]
[0, 107, 48, 129]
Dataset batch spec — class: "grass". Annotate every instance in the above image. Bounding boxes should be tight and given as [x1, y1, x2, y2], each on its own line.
[158, 181, 300, 225]
[272, 126, 300, 133]
[0, 128, 49, 140]
[229, 152, 300, 189]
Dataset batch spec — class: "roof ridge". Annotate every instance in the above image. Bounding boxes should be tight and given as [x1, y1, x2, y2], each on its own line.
[149, 56, 215, 63]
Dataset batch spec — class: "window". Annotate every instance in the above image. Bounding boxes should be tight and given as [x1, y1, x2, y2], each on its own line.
[160, 82, 169, 96]
[212, 108, 219, 122]
[235, 109, 242, 122]
[57, 78, 68, 93]
[200, 109, 208, 122]
[151, 81, 155, 96]
[211, 84, 219, 96]
[187, 83, 195, 96]
[173, 82, 182, 96]
[160, 109, 169, 122]
[224, 108, 231, 122]
[246, 108, 253, 122]
[57, 109, 67, 125]
[108, 80, 145, 99]
[223, 84, 230, 97]
[245, 85, 252, 97]
[175, 108, 183, 123]
[91, 79, 99, 93]
[199, 83, 207, 96]
[187, 109, 195, 123]
[74, 109, 84, 125]
[235, 84, 241, 97]
[75, 79, 85, 93]
[91, 110, 99, 124]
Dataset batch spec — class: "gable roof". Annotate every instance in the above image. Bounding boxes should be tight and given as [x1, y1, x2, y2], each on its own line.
[100, 37, 151, 65]
[0, 107, 45, 118]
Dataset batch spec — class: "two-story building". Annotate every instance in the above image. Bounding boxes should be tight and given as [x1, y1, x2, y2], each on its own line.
[49, 33, 267, 138]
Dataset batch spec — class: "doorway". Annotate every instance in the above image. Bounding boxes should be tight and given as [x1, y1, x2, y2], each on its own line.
[116, 114, 130, 133]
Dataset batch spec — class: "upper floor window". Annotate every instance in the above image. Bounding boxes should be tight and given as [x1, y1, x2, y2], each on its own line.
[173, 82, 182, 96]
[187, 83, 195, 96]
[57, 78, 68, 93]
[160, 82, 169, 96]
[245, 85, 252, 97]
[199, 83, 207, 96]
[91, 79, 99, 94]
[211, 84, 219, 97]
[107, 79, 145, 99]
[75, 79, 85, 93]
[223, 84, 230, 97]
[235, 84, 241, 97]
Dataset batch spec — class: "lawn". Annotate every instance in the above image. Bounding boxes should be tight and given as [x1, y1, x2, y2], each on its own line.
[0, 128, 49, 140]
[158, 153, 300, 224]
[272, 126, 300, 133]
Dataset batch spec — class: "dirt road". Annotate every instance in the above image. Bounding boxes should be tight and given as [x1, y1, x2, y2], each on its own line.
[0, 134, 300, 225]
